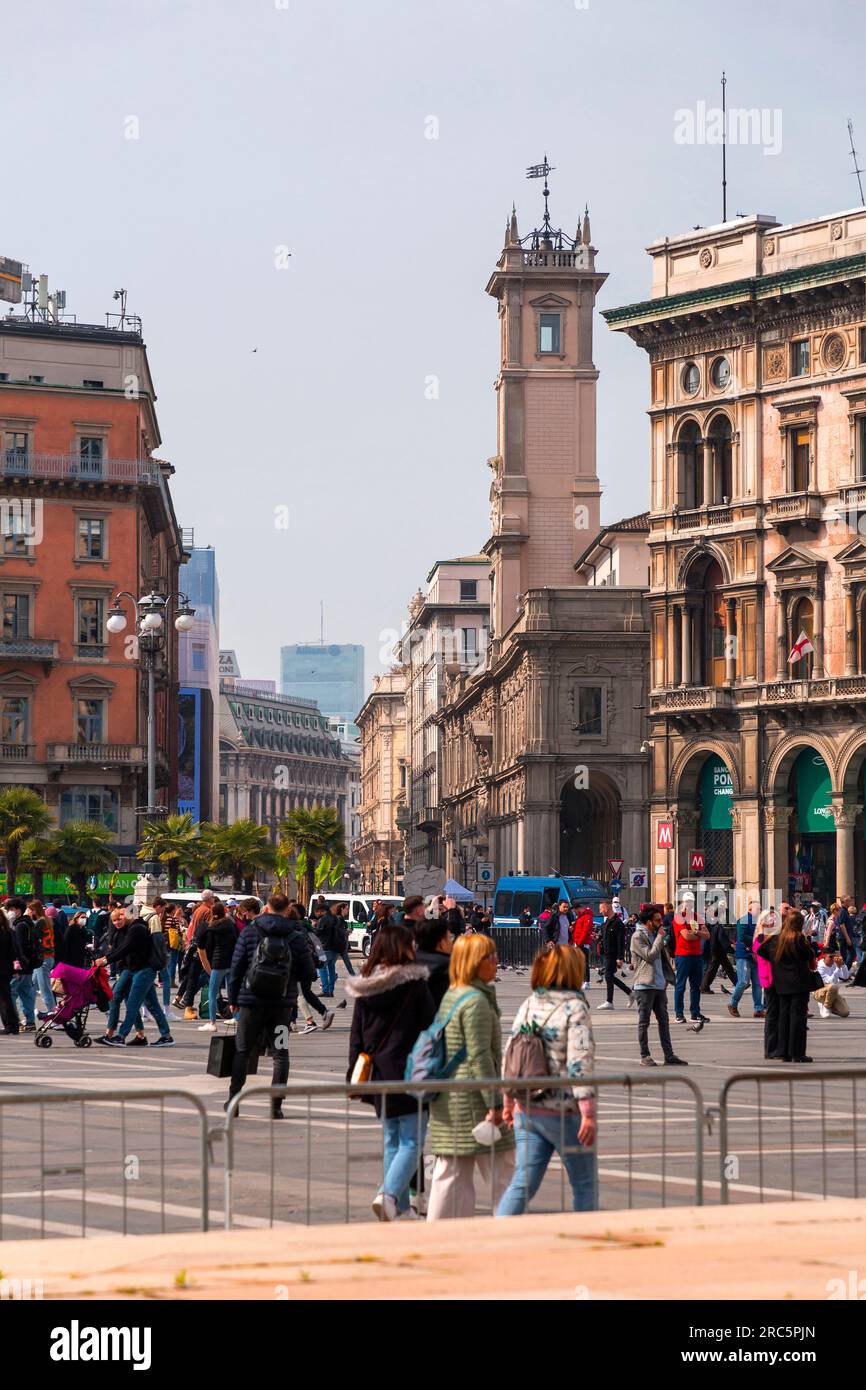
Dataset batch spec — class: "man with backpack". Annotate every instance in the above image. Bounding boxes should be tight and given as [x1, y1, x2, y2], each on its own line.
[9, 896, 43, 1031]
[226, 892, 318, 1118]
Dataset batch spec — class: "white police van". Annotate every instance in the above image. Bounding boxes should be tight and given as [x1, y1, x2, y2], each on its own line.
[306, 893, 404, 955]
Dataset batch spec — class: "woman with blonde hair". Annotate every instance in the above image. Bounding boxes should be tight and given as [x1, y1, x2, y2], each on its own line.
[426, 933, 515, 1219]
[496, 943, 597, 1216]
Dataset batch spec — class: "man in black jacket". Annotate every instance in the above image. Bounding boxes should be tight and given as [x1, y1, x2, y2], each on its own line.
[9, 896, 42, 1030]
[700, 910, 737, 995]
[596, 899, 634, 1010]
[317, 901, 355, 997]
[226, 892, 317, 1118]
[412, 916, 454, 1007]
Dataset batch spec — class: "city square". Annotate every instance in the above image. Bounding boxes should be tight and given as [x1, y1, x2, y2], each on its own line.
[2, 0, 866, 1350]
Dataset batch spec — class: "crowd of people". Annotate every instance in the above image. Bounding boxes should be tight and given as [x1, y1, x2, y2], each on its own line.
[3, 881, 863, 1222]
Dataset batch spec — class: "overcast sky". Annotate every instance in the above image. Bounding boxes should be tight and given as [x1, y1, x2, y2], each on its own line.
[4, 0, 865, 696]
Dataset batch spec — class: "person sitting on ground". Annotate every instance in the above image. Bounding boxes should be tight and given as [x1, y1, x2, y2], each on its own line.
[815, 951, 850, 1018]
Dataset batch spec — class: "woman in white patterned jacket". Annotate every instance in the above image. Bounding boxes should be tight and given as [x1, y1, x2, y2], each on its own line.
[496, 943, 597, 1215]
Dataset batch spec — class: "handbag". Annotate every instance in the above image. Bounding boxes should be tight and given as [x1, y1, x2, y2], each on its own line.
[348, 990, 412, 1094]
[206, 1024, 260, 1078]
[809, 970, 824, 992]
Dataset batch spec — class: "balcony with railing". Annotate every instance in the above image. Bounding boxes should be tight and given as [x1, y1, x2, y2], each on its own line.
[3, 451, 163, 486]
[416, 805, 442, 830]
[46, 743, 146, 764]
[0, 639, 59, 662]
[649, 686, 735, 714]
[0, 742, 34, 762]
[765, 491, 823, 529]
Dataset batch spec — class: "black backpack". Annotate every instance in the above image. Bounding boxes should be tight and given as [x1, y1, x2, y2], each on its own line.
[245, 928, 293, 1000]
[149, 929, 168, 972]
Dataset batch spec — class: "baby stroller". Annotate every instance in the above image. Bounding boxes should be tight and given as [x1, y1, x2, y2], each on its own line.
[34, 962, 113, 1049]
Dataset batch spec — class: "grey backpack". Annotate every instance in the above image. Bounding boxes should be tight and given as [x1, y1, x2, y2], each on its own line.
[502, 1001, 564, 1100]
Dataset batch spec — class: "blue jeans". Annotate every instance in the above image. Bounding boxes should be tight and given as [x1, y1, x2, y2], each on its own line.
[161, 947, 180, 1007]
[381, 1111, 428, 1213]
[674, 955, 704, 1019]
[118, 967, 170, 1039]
[322, 949, 356, 993]
[208, 966, 229, 1024]
[107, 968, 143, 1033]
[34, 956, 55, 1012]
[731, 958, 762, 1012]
[497, 1110, 598, 1216]
[11, 974, 37, 1025]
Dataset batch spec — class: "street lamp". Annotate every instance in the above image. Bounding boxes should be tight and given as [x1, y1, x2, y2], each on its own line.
[105, 589, 196, 859]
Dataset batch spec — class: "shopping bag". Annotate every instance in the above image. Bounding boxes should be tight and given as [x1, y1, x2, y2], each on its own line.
[207, 1030, 235, 1077]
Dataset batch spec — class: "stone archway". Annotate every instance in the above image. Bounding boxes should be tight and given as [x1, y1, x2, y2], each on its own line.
[671, 744, 738, 882]
[764, 734, 840, 906]
[559, 772, 621, 881]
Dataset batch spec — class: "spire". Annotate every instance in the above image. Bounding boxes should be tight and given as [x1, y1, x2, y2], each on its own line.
[582, 205, 591, 246]
[506, 204, 519, 245]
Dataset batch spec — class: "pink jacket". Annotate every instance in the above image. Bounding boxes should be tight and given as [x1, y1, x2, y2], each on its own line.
[753, 931, 773, 989]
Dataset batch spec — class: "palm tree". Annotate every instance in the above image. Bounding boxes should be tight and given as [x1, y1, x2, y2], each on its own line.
[19, 835, 53, 900]
[279, 806, 346, 907]
[47, 820, 117, 900]
[0, 787, 53, 895]
[204, 820, 275, 893]
[137, 812, 201, 890]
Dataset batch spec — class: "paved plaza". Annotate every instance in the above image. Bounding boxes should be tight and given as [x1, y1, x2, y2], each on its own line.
[2, 960, 866, 1238]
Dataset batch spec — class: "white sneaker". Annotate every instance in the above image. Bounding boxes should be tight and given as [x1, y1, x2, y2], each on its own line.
[298, 1023, 317, 1034]
[596, 1001, 613, 1010]
[198, 1022, 216, 1032]
[627, 993, 637, 1009]
[164, 1009, 179, 1022]
[397, 1207, 420, 1220]
[372, 1192, 398, 1222]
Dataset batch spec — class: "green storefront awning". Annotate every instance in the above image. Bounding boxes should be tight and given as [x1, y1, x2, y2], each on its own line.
[700, 754, 733, 830]
[795, 751, 834, 833]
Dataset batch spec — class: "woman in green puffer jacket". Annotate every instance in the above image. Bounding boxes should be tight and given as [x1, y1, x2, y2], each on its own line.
[426, 933, 515, 1219]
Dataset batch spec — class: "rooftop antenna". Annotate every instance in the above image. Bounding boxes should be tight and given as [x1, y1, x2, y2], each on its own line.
[721, 72, 727, 222]
[848, 118, 865, 207]
[526, 155, 556, 242]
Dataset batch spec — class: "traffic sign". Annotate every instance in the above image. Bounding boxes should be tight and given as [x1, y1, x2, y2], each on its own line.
[609, 878, 623, 893]
[657, 821, 674, 850]
[476, 861, 494, 884]
[607, 858, 624, 879]
[629, 867, 648, 888]
[689, 850, 706, 873]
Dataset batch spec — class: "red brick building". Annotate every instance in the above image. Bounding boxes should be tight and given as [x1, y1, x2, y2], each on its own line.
[0, 313, 184, 859]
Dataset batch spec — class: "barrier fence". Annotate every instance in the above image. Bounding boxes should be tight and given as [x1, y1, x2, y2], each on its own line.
[489, 926, 544, 969]
[220, 1072, 705, 1229]
[5, 1067, 866, 1238]
[0, 1089, 211, 1241]
[717, 1066, 866, 1204]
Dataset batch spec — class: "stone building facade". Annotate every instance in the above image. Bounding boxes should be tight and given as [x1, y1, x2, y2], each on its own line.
[437, 190, 650, 900]
[606, 206, 866, 909]
[219, 681, 350, 842]
[356, 670, 407, 895]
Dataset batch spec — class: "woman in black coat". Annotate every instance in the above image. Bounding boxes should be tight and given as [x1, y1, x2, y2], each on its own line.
[346, 924, 435, 1222]
[757, 910, 816, 1063]
[0, 906, 19, 1034]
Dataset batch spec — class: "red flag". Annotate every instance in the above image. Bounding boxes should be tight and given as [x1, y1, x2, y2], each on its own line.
[788, 630, 814, 665]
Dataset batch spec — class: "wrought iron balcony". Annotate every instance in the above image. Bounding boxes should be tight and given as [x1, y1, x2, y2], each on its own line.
[0, 639, 59, 661]
[46, 742, 147, 764]
[416, 805, 442, 830]
[2, 452, 164, 486]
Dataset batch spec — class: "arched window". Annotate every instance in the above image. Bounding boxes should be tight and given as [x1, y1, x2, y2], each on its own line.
[790, 595, 815, 679]
[678, 421, 704, 509]
[704, 559, 726, 687]
[707, 417, 733, 504]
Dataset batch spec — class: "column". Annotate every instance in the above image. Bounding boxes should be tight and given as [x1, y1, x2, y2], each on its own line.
[702, 439, 712, 508]
[813, 582, 825, 677]
[775, 589, 787, 680]
[667, 605, 677, 686]
[690, 602, 702, 685]
[764, 802, 793, 902]
[725, 597, 737, 684]
[833, 803, 858, 898]
[844, 586, 857, 676]
[680, 603, 692, 686]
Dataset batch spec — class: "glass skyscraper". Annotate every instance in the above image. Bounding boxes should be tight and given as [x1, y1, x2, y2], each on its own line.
[280, 643, 365, 722]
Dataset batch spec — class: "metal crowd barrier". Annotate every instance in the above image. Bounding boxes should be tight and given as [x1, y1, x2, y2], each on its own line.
[0, 1088, 211, 1240]
[489, 926, 544, 969]
[718, 1067, 866, 1205]
[220, 1071, 705, 1229]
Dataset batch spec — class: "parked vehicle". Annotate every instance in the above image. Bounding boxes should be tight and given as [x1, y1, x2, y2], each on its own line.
[492, 875, 607, 930]
[306, 893, 404, 955]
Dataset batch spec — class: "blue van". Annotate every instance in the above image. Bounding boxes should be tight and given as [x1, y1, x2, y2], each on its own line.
[492, 875, 607, 929]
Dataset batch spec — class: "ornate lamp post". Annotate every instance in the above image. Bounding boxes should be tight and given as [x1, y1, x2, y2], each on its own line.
[105, 589, 195, 874]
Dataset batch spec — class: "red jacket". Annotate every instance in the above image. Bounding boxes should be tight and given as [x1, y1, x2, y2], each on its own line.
[570, 908, 594, 948]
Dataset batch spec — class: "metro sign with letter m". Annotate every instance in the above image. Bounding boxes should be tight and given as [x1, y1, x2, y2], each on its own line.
[657, 821, 674, 850]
